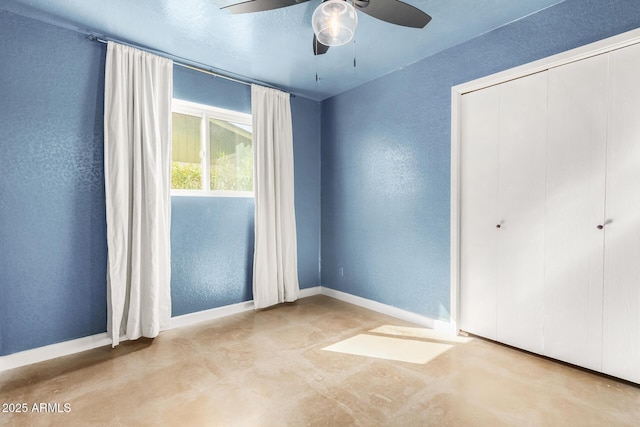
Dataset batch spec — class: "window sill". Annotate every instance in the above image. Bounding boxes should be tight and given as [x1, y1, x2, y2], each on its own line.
[171, 190, 254, 198]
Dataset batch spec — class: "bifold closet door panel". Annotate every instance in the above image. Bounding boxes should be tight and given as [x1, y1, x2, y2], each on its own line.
[459, 86, 500, 339]
[602, 42, 640, 384]
[544, 54, 608, 371]
[496, 73, 547, 354]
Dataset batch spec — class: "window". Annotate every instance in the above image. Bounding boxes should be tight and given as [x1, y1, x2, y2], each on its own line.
[171, 99, 253, 197]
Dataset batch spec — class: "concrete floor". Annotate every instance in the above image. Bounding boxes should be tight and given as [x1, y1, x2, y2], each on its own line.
[1, 295, 639, 426]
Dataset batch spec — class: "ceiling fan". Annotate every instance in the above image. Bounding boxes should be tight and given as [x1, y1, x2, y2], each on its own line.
[221, 0, 432, 55]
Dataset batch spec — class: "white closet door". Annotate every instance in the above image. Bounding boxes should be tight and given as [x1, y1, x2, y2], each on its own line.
[459, 86, 500, 339]
[602, 42, 640, 384]
[544, 54, 608, 371]
[496, 73, 547, 354]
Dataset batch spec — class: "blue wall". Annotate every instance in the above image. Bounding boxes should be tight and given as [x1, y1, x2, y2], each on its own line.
[170, 67, 255, 316]
[320, 0, 640, 321]
[291, 96, 322, 288]
[0, 11, 107, 356]
[0, 11, 321, 355]
[171, 67, 321, 316]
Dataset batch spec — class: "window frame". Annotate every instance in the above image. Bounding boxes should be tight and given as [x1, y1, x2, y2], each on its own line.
[171, 98, 254, 198]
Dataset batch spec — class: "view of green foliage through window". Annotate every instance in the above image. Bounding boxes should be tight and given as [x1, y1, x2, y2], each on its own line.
[209, 119, 253, 191]
[171, 107, 253, 193]
[172, 112, 202, 190]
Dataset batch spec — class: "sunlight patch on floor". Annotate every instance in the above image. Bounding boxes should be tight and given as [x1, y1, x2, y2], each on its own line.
[322, 333, 453, 364]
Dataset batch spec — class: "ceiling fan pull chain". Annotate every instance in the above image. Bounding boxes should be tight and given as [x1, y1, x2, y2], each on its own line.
[353, 38, 357, 68]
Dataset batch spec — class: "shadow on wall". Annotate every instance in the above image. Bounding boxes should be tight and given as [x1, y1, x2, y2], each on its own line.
[244, 214, 255, 302]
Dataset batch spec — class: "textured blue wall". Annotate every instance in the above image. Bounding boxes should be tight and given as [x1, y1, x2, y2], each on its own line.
[170, 67, 255, 316]
[320, 0, 640, 321]
[0, 11, 107, 356]
[170, 197, 255, 315]
[291, 96, 322, 288]
[172, 67, 321, 316]
[0, 12, 321, 355]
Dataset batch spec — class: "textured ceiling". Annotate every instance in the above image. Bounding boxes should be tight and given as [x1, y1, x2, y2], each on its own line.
[0, 0, 565, 101]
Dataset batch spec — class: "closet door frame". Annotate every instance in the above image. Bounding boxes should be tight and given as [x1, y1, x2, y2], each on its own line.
[450, 27, 640, 334]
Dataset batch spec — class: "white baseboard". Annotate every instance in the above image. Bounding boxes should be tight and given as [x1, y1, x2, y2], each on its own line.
[0, 333, 114, 374]
[0, 286, 323, 373]
[167, 300, 255, 330]
[0, 285, 452, 372]
[298, 285, 322, 298]
[169, 286, 320, 330]
[320, 287, 457, 335]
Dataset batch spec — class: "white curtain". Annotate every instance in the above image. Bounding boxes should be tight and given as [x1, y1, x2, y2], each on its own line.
[252, 84, 300, 309]
[104, 42, 173, 346]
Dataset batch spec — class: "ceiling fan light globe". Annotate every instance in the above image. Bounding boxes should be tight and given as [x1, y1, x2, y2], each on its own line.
[312, 0, 358, 47]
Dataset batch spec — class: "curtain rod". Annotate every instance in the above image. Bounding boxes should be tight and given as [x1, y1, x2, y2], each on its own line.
[86, 34, 289, 94]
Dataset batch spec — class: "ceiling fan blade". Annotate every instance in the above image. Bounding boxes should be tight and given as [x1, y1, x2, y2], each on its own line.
[353, 0, 431, 28]
[313, 35, 330, 55]
[223, 0, 309, 14]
